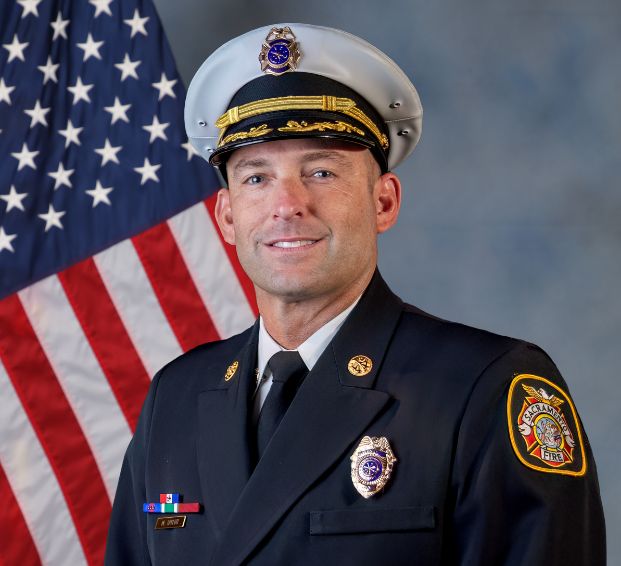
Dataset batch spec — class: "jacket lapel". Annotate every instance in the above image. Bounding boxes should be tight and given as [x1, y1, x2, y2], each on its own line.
[196, 321, 259, 536]
[209, 272, 404, 566]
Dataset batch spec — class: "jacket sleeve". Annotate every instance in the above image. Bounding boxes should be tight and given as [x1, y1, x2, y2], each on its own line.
[104, 370, 163, 566]
[448, 342, 606, 565]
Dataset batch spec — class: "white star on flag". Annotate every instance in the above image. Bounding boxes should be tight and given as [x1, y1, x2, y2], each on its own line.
[50, 12, 70, 40]
[89, 0, 114, 17]
[24, 100, 51, 128]
[152, 72, 177, 100]
[10, 143, 39, 170]
[124, 9, 149, 37]
[0, 78, 15, 104]
[85, 181, 113, 207]
[134, 158, 161, 184]
[94, 139, 122, 165]
[58, 120, 83, 147]
[3, 34, 29, 62]
[38, 204, 66, 232]
[37, 56, 60, 84]
[114, 54, 141, 81]
[48, 162, 75, 189]
[0, 227, 17, 253]
[0, 186, 28, 212]
[143, 116, 169, 143]
[67, 77, 94, 105]
[77, 33, 104, 61]
[181, 140, 199, 161]
[104, 97, 131, 124]
[17, 0, 42, 17]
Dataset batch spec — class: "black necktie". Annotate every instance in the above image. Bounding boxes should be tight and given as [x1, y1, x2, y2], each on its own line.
[256, 351, 307, 458]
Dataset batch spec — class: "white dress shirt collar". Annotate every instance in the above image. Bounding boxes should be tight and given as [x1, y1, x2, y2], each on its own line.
[257, 295, 361, 379]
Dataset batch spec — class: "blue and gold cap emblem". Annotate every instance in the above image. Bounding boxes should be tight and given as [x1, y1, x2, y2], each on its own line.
[350, 436, 397, 498]
[259, 27, 301, 75]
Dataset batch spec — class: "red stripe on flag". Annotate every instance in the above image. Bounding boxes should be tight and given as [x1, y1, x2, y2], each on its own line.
[0, 463, 41, 566]
[58, 259, 151, 431]
[203, 195, 259, 316]
[0, 295, 111, 566]
[132, 222, 221, 351]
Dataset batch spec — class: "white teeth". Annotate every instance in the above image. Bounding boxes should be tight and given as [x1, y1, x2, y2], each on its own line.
[272, 240, 315, 248]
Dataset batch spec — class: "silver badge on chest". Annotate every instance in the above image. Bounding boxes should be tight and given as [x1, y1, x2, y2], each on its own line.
[350, 436, 397, 498]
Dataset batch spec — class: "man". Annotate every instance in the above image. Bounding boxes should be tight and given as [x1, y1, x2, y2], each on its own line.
[105, 24, 605, 565]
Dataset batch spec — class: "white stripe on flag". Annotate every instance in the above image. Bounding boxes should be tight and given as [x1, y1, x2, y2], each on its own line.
[168, 203, 255, 338]
[18, 276, 132, 500]
[0, 359, 88, 566]
[94, 239, 183, 376]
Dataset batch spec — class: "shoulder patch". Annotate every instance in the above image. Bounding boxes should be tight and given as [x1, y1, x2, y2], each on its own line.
[507, 374, 586, 476]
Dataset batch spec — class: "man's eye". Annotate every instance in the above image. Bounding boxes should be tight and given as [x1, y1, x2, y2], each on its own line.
[312, 170, 333, 179]
[245, 175, 264, 185]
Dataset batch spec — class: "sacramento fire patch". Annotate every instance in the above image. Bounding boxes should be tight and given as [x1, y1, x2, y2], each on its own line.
[507, 374, 586, 476]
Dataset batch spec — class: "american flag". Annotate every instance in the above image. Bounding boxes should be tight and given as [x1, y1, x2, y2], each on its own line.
[0, 1, 257, 564]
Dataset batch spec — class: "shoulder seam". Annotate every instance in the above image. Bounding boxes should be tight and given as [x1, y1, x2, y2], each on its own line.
[452, 339, 527, 458]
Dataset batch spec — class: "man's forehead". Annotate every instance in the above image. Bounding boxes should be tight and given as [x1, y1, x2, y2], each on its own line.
[228, 138, 370, 170]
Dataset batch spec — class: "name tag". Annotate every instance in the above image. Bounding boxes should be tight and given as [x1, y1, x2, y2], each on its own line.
[155, 515, 187, 530]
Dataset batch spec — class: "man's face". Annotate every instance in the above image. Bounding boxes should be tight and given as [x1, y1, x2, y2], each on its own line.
[215, 138, 401, 305]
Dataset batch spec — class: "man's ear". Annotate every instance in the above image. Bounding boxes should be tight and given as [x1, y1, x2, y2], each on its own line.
[214, 188, 236, 245]
[375, 172, 402, 234]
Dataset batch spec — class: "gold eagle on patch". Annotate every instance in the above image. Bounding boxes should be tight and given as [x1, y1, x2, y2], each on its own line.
[507, 374, 586, 476]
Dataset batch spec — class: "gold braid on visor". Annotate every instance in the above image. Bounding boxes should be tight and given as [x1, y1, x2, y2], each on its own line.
[215, 95, 389, 150]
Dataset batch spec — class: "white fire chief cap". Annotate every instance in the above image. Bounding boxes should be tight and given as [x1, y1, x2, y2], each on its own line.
[185, 23, 423, 172]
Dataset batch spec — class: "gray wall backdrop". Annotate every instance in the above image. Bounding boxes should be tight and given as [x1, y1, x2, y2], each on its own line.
[153, 0, 620, 560]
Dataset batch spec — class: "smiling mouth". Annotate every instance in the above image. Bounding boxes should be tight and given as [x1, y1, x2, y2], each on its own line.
[270, 240, 317, 248]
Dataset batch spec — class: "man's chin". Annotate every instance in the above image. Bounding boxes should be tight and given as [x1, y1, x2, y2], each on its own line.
[253, 272, 326, 303]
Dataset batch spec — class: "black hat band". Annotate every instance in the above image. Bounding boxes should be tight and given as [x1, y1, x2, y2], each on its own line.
[215, 95, 389, 150]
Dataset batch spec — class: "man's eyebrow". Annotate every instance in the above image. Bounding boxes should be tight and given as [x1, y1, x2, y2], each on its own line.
[299, 150, 352, 166]
[231, 158, 270, 174]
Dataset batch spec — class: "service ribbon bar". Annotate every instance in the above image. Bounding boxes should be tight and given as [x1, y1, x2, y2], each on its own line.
[159, 493, 180, 503]
[143, 503, 200, 513]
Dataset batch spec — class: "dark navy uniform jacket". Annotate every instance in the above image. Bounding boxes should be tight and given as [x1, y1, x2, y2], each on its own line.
[105, 272, 605, 565]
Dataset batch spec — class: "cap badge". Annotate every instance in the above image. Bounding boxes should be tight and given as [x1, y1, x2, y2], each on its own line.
[351, 436, 397, 498]
[347, 355, 373, 377]
[507, 374, 586, 476]
[224, 361, 239, 381]
[259, 26, 301, 75]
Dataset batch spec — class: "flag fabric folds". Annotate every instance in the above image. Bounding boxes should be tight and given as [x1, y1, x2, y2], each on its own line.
[0, 0, 257, 564]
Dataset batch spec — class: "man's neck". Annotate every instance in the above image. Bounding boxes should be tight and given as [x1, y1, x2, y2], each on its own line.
[256, 271, 374, 350]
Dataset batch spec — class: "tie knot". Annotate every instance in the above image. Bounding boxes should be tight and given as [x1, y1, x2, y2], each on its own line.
[267, 350, 307, 384]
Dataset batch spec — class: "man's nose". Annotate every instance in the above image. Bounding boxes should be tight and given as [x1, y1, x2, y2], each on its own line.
[271, 176, 309, 220]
